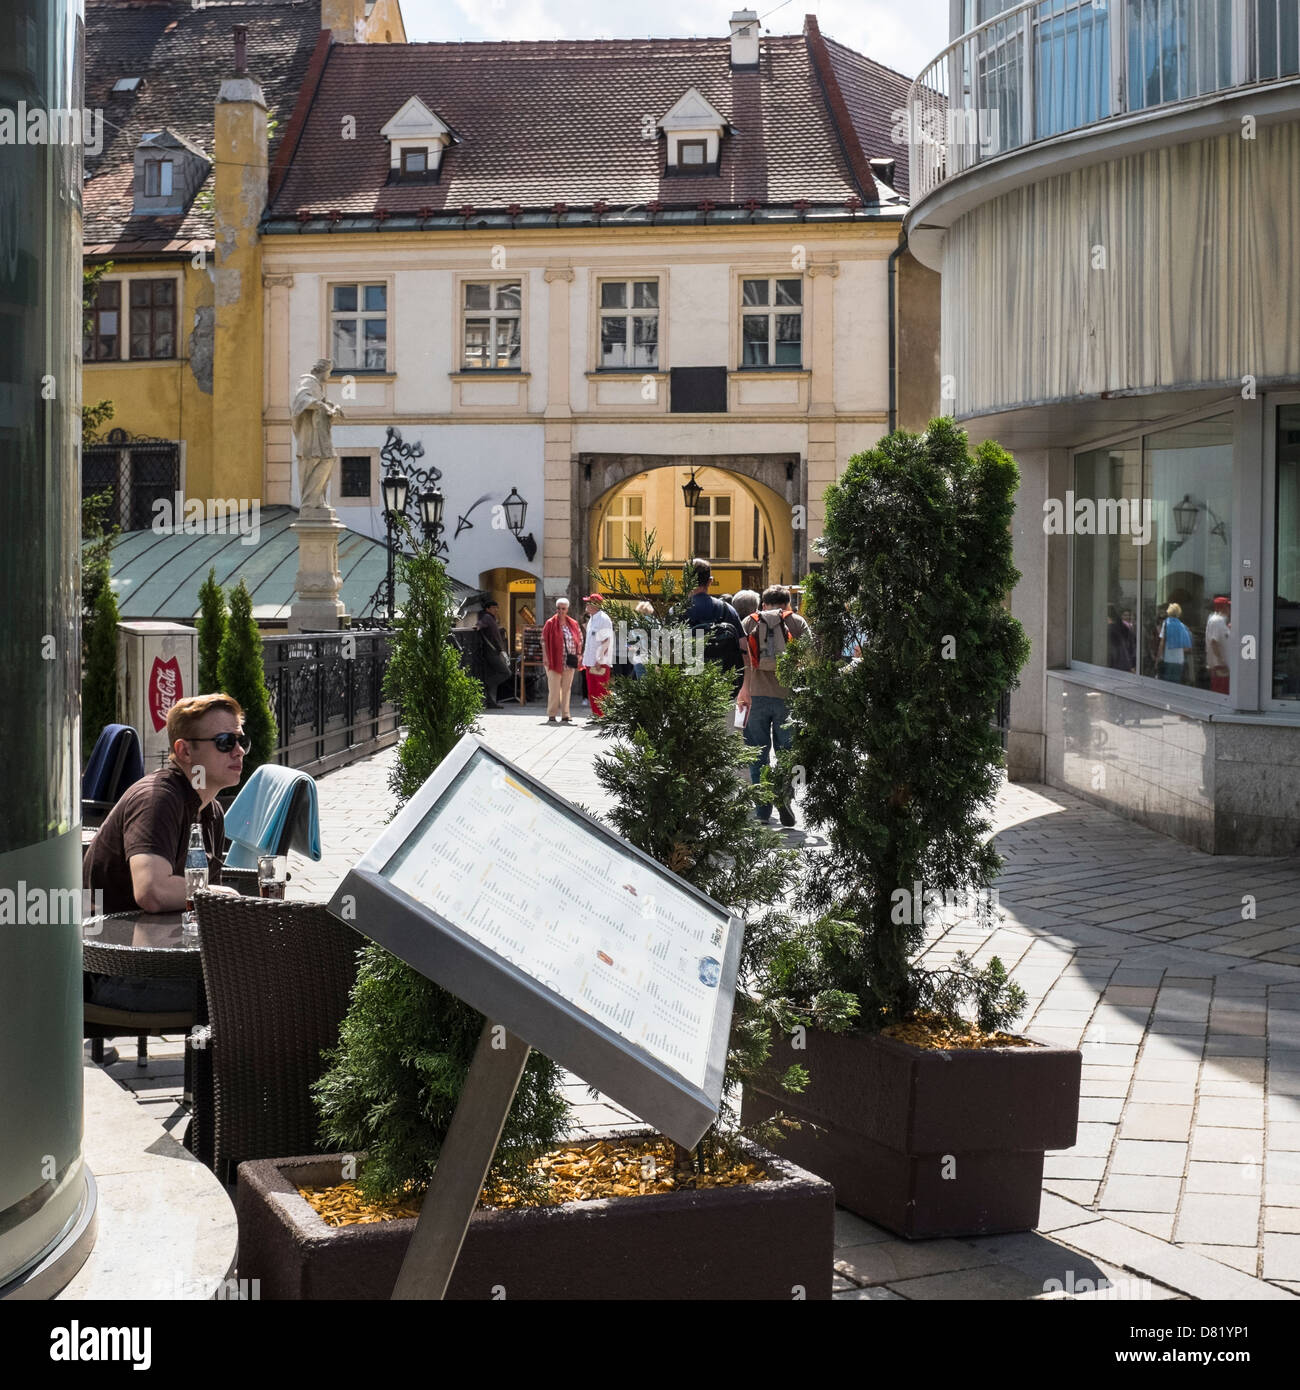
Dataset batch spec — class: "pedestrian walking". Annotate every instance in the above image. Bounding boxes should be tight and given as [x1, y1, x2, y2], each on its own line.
[1156, 601, 1194, 684]
[738, 585, 810, 825]
[476, 599, 511, 708]
[542, 597, 583, 723]
[682, 558, 745, 697]
[582, 593, 615, 721]
[632, 600, 656, 678]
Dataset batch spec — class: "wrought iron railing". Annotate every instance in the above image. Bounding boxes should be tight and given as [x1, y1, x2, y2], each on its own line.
[261, 630, 398, 775]
[909, 0, 1300, 202]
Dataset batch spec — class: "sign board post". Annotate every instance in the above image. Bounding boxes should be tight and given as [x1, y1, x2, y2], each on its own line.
[326, 733, 745, 1300]
[392, 1021, 531, 1301]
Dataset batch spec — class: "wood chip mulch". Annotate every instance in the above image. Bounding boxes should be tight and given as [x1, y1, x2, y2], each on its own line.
[299, 1136, 769, 1228]
[881, 1012, 1036, 1051]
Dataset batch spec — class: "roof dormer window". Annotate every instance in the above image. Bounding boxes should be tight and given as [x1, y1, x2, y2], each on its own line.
[381, 98, 453, 183]
[131, 128, 210, 217]
[658, 88, 727, 175]
[143, 158, 173, 197]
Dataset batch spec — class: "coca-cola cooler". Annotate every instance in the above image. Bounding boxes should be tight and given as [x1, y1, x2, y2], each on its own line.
[117, 621, 198, 768]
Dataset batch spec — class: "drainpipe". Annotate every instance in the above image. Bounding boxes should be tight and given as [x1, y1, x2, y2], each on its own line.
[887, 226, 908, 436]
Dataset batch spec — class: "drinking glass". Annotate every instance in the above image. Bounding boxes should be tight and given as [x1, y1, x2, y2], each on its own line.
[258, 854, 285, 900]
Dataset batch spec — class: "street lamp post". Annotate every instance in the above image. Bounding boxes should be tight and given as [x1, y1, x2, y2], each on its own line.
[367, 427, 448, 625]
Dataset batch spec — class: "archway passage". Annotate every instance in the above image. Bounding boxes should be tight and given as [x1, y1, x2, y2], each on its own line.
[575, 452, 805, 605]
[477, 566, 538, 655]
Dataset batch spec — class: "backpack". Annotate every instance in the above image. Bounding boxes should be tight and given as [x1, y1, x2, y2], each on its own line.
[703, 621, 745, 672]
[746, 611, 793, 671]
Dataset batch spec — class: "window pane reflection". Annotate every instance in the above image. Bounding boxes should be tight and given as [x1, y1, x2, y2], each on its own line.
[1275, 407, 1300, 699]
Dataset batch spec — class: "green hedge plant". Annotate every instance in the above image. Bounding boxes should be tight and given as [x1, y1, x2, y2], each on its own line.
[779, 419, 1031, 1035]
[314, 542, 568, 1203]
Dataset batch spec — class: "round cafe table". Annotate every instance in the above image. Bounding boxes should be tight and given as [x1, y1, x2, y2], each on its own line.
[82, 909, 212, 1166]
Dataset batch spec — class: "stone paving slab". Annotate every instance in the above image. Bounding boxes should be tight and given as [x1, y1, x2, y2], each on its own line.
[86, 708, 1300, 1298]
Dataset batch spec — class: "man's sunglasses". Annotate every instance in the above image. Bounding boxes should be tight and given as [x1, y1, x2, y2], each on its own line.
[188, 731, 251, 753]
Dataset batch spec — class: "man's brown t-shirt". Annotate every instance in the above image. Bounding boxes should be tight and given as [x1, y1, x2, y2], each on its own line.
[83, 763, 225, 914]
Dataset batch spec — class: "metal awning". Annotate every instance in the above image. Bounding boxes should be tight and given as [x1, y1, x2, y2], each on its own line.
[91, 506, 477, 622]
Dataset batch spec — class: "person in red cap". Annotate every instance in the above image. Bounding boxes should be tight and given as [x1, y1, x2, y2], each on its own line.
[1206, 596, 1231, 694]
[581, 593, 614, 721]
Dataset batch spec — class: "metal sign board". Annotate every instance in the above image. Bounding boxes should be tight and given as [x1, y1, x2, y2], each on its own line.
[326, 733, 744, 1150]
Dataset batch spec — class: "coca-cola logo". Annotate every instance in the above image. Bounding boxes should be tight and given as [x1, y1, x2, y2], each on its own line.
[148, 656, 182, 732]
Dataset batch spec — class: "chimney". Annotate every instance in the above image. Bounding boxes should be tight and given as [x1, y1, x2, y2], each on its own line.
[729, 9, 760, 69]
[321, 0, 364, 44]
[211, 27, 268, 506]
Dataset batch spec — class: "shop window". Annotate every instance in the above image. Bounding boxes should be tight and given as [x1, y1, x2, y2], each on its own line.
[1274, 407, 1300, 699]
[1070, 414, 1233, 696]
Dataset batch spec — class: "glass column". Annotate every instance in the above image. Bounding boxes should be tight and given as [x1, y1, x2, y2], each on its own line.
[0, 0, 95, 1293]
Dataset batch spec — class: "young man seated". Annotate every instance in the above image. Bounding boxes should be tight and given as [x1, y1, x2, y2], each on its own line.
[83, 693, 247, 1014]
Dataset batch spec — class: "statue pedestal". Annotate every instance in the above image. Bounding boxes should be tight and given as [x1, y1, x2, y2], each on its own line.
[288, 508, 346, 632]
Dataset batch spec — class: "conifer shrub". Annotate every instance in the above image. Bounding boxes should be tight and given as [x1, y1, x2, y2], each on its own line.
[313, 543, 569, 1203]
[777, 419, 1031, 1035]
[81, 488, 121, 762]
[592, 543, 854, 1171]
[196, 568, 226, 694]
[82, 577, 120, 764]
[216, 579, 278, 785]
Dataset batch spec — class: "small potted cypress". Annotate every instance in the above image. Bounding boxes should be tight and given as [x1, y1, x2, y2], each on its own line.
[741, 419, 1082, 1239]
[236, 544, 836, 1299]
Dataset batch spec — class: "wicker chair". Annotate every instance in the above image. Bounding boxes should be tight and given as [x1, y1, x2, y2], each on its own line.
[192, 894, 360, 1187]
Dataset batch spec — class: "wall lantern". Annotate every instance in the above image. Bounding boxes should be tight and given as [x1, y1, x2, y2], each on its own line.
[502, 487, 537, 562]
[1173, 494, 1200, 538]
[681, 469, 703, 512]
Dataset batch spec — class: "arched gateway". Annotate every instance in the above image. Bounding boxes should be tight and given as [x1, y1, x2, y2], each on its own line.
[572, 452, 806, 605]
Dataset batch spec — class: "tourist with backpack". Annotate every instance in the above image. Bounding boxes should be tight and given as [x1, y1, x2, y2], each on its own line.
[681, 558, 745, 696]
[738, 585, 810, 825]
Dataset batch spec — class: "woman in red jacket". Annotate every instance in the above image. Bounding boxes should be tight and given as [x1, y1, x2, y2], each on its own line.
[541, 597, 584, 724]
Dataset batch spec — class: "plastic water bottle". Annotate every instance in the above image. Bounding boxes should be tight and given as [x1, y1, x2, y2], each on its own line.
[184, 823, 208, 913]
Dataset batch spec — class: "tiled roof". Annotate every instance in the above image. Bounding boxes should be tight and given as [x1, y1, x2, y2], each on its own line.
[268, 22, 910, 221]
[84, 0, 322, 254]
[819, 33, 913, 201]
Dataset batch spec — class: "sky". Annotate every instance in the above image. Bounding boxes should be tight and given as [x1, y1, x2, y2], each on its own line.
[395, 0, 953, 80]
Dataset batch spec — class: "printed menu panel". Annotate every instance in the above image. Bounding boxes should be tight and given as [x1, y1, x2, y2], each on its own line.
[380, 751, 734, 1091]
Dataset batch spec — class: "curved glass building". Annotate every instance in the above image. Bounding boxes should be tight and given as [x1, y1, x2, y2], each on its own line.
[0, 0, 97, 1294]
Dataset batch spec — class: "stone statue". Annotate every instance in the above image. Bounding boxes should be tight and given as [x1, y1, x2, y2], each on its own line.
[291, 358, 344, 514]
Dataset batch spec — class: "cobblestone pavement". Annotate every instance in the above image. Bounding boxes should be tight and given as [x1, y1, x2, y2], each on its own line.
[96, 703, 1300, 1299]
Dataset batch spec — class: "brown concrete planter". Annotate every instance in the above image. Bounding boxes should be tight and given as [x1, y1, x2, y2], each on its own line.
[741, 1028, 1081, 1240]
[236, 1137, 834, 1300]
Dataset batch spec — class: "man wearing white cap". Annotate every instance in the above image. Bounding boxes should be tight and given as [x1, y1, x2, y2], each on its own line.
[581, 593, 615, 721]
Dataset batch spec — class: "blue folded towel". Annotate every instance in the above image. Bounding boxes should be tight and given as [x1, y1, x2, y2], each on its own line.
[223, 764, 321, 870]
